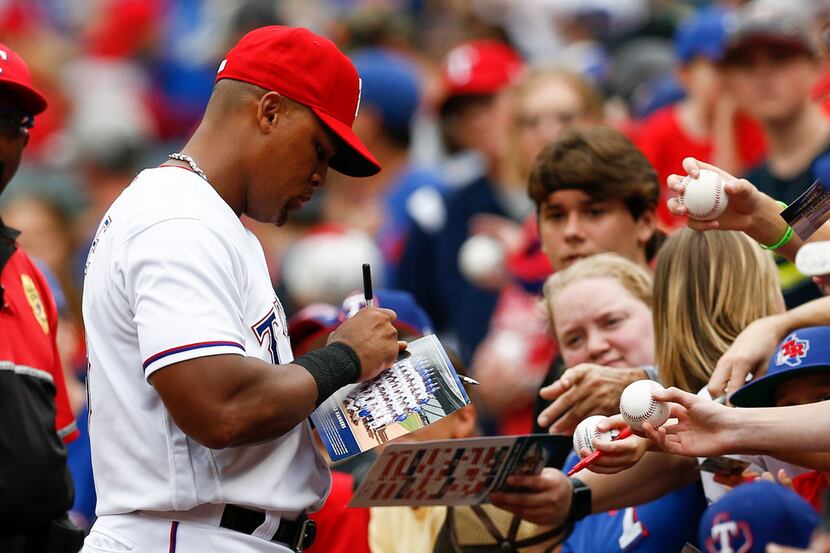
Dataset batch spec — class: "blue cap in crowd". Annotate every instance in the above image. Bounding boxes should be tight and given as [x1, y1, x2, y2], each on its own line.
[351, 47, 421, 132]
[339, 288, 434, 338]
[699, 481, 819, 552]
[730, 326, 830, 408]
[287, 288, 435, 355]
[674, 6, 730, 64]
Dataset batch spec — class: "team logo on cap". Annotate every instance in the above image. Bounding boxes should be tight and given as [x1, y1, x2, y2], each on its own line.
[705, 513, 753, 553]
[776, 333, 809, 367]
[445, 44, 476, 86]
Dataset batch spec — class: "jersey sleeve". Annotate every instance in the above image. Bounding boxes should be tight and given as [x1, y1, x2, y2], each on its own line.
[120, 218, 248, 379]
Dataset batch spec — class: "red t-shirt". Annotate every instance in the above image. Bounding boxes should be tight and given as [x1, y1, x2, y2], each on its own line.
[0, 246, 78, 444]
[792, 470, 828, 513]
[632, 105, 767, 232]
[307, 471, 371, 553]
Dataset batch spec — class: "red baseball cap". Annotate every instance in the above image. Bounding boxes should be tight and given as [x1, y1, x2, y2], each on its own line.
[0, 43, 48, 116]
[217, 26, 381, 177]
[440, 40, 524, 100]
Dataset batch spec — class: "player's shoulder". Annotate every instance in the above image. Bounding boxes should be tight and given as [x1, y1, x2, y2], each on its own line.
[108, 167, 240, 239]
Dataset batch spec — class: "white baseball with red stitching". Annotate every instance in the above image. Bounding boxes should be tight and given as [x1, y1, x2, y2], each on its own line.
[573, 415, 621, 456]
[679, 169, 728, 221]
[619, 380, 669, 432]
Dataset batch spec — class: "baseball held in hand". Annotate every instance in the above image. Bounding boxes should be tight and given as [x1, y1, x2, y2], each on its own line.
[619, 380, 670, 432]
[459, 234, 505, 283]
[680, 169, 728, 221]
[573, 415, 621, 456]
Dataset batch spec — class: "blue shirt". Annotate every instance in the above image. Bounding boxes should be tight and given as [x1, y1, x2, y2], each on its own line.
[563, 452, 706, 553]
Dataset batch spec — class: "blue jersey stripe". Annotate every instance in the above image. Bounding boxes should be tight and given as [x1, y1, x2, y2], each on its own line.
[143, 341, 244, 370]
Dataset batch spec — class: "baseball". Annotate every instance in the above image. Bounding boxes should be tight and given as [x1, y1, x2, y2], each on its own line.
[573, 415, 621, 456]
[679, 169, 728, 221]
[458, 234, 505, 283]
[619, 380, 670, 432]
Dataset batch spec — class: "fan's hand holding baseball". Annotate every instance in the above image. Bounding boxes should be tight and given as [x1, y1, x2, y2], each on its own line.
[328, 307, 406, 382]
[707, 315, 787, 399]
[642, 387, 737, 458]
[538, 364, 649, 434]
[489, 468, 573, 526]
[584, 415, 652, 475]
[667, 157, 765, 233]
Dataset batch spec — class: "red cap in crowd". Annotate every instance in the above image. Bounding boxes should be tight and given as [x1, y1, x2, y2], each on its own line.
[439, 40, 524, 100]
[0, 43, 47, 116]
[217, 26, 381, 177]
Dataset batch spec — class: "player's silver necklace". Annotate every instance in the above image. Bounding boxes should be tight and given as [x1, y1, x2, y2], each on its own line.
[168, 153, 209, 182]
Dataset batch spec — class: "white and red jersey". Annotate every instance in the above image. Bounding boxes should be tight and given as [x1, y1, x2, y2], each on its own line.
[82, 166, 330, 517]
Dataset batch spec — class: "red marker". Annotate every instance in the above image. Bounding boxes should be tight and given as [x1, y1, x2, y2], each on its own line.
[567, 426, 633, 477]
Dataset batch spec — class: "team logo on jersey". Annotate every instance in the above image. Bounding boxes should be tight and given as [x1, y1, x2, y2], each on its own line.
[252, 299, 288, 364]
[776, 333, 809, 367]
[21, 274, 49, 334]
[704, 513, 753, 553]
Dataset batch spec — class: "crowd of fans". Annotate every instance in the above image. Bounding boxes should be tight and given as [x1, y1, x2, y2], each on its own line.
[9, 0, 830, 551]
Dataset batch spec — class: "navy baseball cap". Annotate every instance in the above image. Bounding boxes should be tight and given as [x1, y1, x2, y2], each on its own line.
[730, 326, 830, 408]
[339, 288, 434, 338]
[351, 48, 421, 133]
[674, 6, 730, 64]
[698, 481, 819, 553]
[287, 288, 435, 355]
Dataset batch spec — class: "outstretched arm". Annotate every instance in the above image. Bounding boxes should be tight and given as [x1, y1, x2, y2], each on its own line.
[665, 157, 830, 262]
[708, 296, 830, 398]
[644, 387, 830, 456]
[489, 453, 697, 526]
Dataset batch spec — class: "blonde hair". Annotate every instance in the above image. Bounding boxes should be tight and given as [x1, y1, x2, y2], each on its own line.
[653, 229, 781, 393]
[543, 253, 653, 333]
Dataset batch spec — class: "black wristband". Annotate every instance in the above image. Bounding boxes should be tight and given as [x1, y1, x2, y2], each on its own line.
[567, 477, 592, 523]
[294, 342, 362, 406]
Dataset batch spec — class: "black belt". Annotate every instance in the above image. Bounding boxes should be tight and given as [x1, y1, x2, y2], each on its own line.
[219, 505, 316, 552]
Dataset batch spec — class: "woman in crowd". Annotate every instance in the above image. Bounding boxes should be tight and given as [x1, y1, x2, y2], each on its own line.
[536, 252, 707, 552]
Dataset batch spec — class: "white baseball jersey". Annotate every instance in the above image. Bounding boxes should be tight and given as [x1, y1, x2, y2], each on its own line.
[82, 166, 330, 516]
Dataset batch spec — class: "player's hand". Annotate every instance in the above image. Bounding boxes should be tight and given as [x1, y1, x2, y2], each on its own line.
[580, 415, 651, 474]
[666, 157, 765, 233]
[537, 364, 648, 434]
[707, 315, 787, 399]
[328, 307, 405, 382]
[642, 387, 736, 458]
[489, 468, 572, 526]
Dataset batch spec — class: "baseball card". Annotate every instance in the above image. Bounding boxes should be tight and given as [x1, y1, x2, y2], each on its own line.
[696, 456, 751, 477]
[781, 179, 830, 240]
[310, 335, 471, 462]
[348, 434, 572, 507]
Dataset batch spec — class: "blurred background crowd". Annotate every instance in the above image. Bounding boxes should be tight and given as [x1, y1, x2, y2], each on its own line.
[7, 0, 830, 547]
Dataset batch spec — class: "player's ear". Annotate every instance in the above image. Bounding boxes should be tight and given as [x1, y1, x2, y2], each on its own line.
[257, 91, 283, 132]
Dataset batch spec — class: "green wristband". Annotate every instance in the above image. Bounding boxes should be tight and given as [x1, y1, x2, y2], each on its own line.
[760, 202, 793, 251]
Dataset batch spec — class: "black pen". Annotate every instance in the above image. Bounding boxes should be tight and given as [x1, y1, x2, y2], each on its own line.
[362, 263, 374, 308]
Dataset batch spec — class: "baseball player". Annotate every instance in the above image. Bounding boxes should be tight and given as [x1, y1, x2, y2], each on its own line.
[81, 27, 401, 552]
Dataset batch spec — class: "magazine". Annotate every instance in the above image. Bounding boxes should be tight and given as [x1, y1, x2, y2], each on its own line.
[310, 334, 470, 462]
[349, 434, 572, 507]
